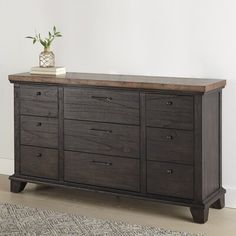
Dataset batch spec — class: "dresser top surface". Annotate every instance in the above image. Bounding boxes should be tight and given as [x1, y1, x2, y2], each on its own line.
[9, 72, 226, 92]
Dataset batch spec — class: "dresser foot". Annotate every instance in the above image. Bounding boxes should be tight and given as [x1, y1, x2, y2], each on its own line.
[190, 207, 209, 224]
[10, 180, 27, 193]
[211, 194, 225, 209]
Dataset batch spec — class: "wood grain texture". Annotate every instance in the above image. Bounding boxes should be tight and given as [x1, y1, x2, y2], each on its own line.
[20, 85, 58, 102]
[64, 87, 139, 125]
[193, 95, 203, 201]
[147, 161, 194, 199]
[9, 175, 226, 209]
[147, 127, 193, 165]
[58, 87, 64, 181]
[21, 116, 58, 148]
[64, 120, 140, 158]
[21, 100, 58, 118]
[202, 92, 220, 198]
[9, 78, 226, 224]
[14, 84, 21, 175]
[20, 145, 59, 180]
[20, 85, 58, 117]
[146, 94, 194, 130]
[9, 72, 226, 93]
[64, 151, 140, 191]
[140, 92, 147, 193]
[193, 91, 224, 203]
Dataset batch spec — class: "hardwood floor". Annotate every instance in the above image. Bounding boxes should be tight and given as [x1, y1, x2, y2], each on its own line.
[0, 174, 235, 235]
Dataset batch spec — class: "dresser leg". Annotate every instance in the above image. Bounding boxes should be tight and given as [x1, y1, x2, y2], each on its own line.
[190, 207, 209, 224]
[211, 195, 225, 209]
[10, 180, 27, 193]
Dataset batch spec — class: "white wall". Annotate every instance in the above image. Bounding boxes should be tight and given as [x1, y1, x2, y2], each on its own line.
[0, 0, 235, 207]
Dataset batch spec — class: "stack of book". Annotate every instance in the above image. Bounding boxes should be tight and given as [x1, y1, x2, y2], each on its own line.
[30, 67, 66, 75]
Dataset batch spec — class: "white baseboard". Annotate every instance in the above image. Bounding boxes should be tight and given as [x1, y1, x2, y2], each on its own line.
[225, 187, 236, 208]
[0, 158, 14, 176]
[0, 157, 235, 208]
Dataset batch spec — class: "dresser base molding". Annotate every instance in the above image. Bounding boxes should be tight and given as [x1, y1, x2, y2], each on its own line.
[9, 175, 225, 223]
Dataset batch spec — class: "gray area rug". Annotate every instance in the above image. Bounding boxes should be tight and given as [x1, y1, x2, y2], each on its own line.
[0, 203, 202, 236]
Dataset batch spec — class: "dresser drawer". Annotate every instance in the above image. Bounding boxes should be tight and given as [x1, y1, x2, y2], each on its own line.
[64, 88, 139, 125]
[64, 151, 140, 191]
[147, 161, 193, 199]
[146, 94, 193, 130]
[147, 127, 193, 165]
[20, 85, 58, 117]
[64, 120, 139, 158]
[21, 116, 58, 148]
[20, 146, 58, 180]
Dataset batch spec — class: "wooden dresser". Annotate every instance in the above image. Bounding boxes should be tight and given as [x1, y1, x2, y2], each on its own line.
[9, 72, 226, 223]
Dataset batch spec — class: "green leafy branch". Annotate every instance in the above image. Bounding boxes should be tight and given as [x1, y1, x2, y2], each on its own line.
[26, 26, 62, 49]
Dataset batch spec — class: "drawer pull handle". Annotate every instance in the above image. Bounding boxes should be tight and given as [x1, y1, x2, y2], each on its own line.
[36, 122, 42, 127]
[90, 128, 112, 134]
[166, 135, 173, 140]
[36, 153, 42, 157]
[166, 169, 173, 175]
[91, 160, 112, 166]
[91, 96, 112, 102]
[166, 101, 173, 105]
[36, 91, 42, 96]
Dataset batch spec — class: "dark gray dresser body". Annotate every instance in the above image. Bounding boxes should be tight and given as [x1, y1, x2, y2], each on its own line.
[9, 72, 226, 223]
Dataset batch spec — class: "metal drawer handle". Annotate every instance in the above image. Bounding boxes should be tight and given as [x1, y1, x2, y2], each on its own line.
[166, 169, 173, 175]
[166, 135, 173, 140]
[36, 153, 42, 157]
[36, 91, 42, 96]
[166, 101, 173, 105]
[90, 128, 112, 134]
[36, 122, 42, 127]
[91, 160, 112, 166]
[91, 96, 112, 102]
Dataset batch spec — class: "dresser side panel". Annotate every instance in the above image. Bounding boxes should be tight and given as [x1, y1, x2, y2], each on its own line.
[193, 95, 203, 201]
[202, 91, 221, 199]
[14, 84, 21, 175]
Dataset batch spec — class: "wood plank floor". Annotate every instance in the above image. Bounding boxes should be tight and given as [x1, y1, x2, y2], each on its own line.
[0, 174, 235, 235]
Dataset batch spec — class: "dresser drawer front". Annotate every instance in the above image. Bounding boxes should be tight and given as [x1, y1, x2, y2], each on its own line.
[64, 151, 140, 191]
[64, 88, 140, 125]
[146, 94, 193, 130]
[64, 120, 139, 158]
[20, 146, 58, 180]
[147, 161, 193, 199]
[21, 116, 58, 148]
[20, 85, 58, 117]
[147, 127, 193, 165]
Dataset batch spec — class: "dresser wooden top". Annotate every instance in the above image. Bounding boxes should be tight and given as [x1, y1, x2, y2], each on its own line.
[9, 72, 226, 92]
